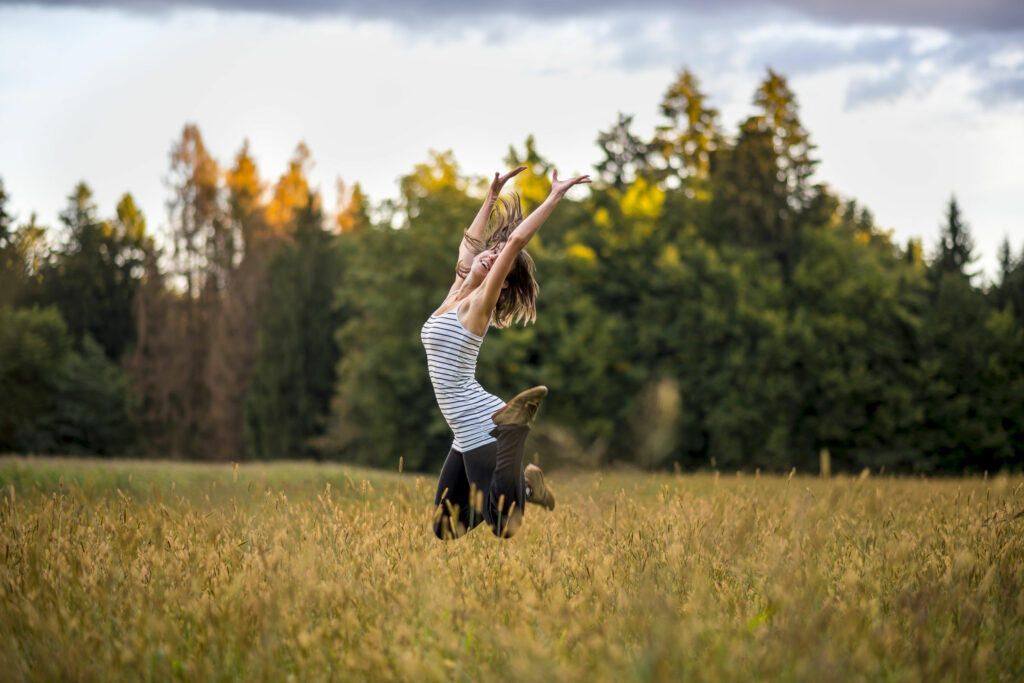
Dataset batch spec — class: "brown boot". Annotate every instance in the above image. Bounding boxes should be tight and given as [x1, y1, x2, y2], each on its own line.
[524, 464, 555, 510]
[491, 385, 548, 426]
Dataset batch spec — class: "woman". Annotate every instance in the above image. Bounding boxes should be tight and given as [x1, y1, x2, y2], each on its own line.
[422, 165, 590, 539]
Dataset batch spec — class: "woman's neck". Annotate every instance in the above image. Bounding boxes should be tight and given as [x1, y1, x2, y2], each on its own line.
[457, 275, 484, 300]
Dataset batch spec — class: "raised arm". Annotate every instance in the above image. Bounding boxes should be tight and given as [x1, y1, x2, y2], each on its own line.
[463, 169, 590, 330]
[455, 166, 526, 277]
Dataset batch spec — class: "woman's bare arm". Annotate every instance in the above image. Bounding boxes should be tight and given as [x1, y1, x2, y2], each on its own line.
[462, 169, 590, 333]
[455, 166, 526, 276]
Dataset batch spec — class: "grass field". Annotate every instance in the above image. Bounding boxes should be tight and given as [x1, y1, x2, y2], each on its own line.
[1, 456, 1022, 681]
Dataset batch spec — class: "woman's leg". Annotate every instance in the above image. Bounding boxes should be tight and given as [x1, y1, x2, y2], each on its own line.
[488, 424, 531, 537]
[432, 447, 486, 540]
[461, 425, 531, 538]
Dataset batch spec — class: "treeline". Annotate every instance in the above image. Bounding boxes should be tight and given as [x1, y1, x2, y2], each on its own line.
[1, 68, 1022, 473]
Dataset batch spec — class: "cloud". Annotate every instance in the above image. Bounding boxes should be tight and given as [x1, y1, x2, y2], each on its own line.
[3, 0, 1024, 32]
[5, 0, 1022, 107]
[976, 74, 1024, 105]
[845, 68, 920, 107]
[753, 33, 915, 76]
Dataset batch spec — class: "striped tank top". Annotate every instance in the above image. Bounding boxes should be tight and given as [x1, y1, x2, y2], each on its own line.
[421, 300, 505, 452]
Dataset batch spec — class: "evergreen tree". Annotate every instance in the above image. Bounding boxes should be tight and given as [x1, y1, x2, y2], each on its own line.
[932, 196, 976, 282]
[504, 136, 554, 211]
[653, 69, 720, 190]
[595, 113, 654, 191]
[710, 70, 820, 284]
[0, 305, 131, 454]
[245, 194, 341, 460]
[0, 306, 71, 451]
[993, 238, 1024, 325]
[32, 184, 147, 360]
[0, 177, 23, 305]
[754, 69, 817, 212]
[323, 151, 479, 470]
[917, 198, 1004, 471]
[0, 177, 12, 245]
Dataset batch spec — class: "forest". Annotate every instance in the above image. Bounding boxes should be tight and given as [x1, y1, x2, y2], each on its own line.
[1, 69, 1022, 474]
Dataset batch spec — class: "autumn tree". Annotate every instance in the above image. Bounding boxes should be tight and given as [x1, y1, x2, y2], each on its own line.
[653, 69, 720, 190]
[336, 179, 369, 234]
[712, 69, 819, 283]
[205, 141, 275, 460]
[129, 125, 224, 457]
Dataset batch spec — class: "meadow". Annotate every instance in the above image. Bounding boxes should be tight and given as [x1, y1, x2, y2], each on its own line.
[1, 456, 1022, 681]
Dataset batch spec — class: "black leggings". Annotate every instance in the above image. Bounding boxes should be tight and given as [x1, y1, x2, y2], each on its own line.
[432, 424, 530, 540]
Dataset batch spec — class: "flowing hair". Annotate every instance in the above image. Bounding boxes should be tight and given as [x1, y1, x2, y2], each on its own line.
[492, 248, 538, 328]
[455, 192, 538, 327]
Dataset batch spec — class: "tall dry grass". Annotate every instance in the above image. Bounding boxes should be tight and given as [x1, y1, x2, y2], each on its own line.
[1, 457, 1021, 681]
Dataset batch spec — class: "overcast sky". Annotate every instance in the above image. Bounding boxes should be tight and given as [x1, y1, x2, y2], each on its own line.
[1, 0, 1022, 278]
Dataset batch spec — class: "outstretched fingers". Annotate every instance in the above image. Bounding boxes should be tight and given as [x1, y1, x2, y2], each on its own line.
[502, 165, 527, 182]
[551, 169, 591, 196]
[492, 166, 527, 194]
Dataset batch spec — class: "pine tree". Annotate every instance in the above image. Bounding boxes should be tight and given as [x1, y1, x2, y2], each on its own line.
[595, 113, 654, 191]
[0, 177, 12, 246]
[653, 69, 720, 190]
[32, 184, 146, 360]
[932, 196, 976, 282]
[245, 194, 341, 460]
[711, 70, 820, 284]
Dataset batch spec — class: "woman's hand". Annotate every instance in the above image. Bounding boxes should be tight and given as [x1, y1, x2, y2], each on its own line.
[489, 166, 527, 199]
[550, 169, 591, 199]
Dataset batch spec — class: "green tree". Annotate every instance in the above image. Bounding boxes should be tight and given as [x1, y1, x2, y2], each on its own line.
[0, 178, 33, 306]
[504, 136, 554, 211]
[0, 306, 130, 454]
[595, 113, 655, 191]
[0, 179, 11, 235]
[323, 152, 479, 470]
[932, 196, 976, 282]
[32, 184, 147, 360]
[753, 69, 817, 211]
[245, 194, 341, 460]
[653, 69, 720, 191]
[788, 218, 927, 471]
[915, 199, 1005, 471]
[711, 70, 820, 284]
[993, 238, 1024, 325]
[0, 306, 71, 451]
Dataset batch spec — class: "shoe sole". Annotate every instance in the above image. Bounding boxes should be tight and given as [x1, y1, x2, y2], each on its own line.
[492, 385, 548, 425]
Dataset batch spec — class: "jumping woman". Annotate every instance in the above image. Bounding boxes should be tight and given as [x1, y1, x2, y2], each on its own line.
[422, 165, 591, 540]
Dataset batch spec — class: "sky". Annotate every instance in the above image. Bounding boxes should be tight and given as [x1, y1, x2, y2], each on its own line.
[1, 1, 1022, 279]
